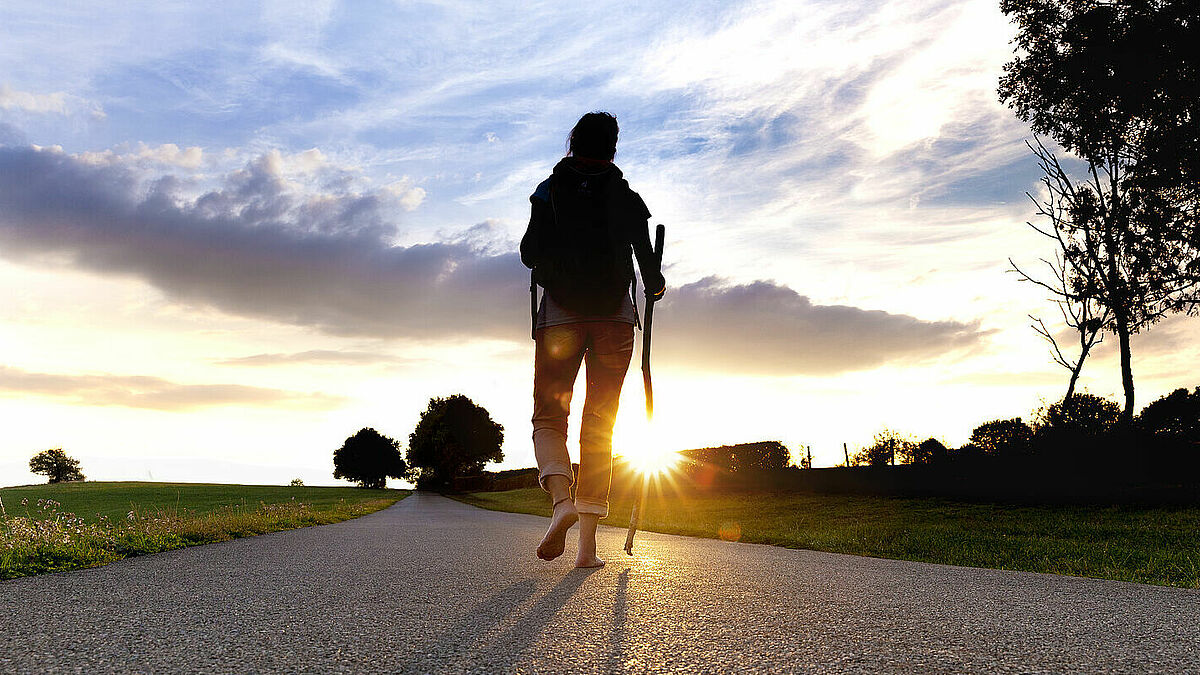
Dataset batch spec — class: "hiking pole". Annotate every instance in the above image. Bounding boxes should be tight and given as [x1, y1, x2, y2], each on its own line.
[529, 271, 538, 340]
[625, 223, 665, 556]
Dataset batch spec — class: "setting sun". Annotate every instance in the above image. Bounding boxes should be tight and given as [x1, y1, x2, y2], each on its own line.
[621, 442, 682, 476]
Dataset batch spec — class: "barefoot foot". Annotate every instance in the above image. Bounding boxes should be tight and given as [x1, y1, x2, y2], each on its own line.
[575, 554, 606, 569]
[537, 500, 578, 561]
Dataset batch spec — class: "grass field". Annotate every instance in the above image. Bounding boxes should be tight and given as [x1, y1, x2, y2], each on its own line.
[0, 481, 405, 579]
[454, 487, 1200, 588]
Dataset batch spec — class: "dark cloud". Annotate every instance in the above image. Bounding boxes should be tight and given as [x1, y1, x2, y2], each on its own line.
[656, 277, 986, 375]
[0, 145, 527, 339]
[217, 350, 407, 367]
[0, 366, 345, 411]
[0, 145, 989, 376]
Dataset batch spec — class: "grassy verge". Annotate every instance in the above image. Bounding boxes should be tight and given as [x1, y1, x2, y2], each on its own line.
[0, 482, 405, 580]
[453, 487, 1200, 588]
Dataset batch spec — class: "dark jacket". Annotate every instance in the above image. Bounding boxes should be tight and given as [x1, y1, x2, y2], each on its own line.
[520, 157, 665, 302]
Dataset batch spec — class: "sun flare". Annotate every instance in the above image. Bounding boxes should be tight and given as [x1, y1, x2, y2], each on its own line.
[622, 442, 681, 476]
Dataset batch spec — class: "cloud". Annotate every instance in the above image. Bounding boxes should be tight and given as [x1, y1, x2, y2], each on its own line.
[0, 366, 344, 411]
[77, 142, 204, 169]
[0, 144, 988, 375]
[216, 350, 407, 367]
[658, 277, 987, 375]
[0, 145, 526, 340]
[0, 83, 104, 119]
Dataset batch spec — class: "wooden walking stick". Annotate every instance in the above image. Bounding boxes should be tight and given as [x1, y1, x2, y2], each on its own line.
[625, 223, 665, 556]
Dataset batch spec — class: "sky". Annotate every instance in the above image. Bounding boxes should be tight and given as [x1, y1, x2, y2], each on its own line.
[2, 0, 1197, 487]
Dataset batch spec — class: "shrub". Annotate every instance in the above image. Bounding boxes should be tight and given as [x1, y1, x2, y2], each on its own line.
[289, 478, 304, 487]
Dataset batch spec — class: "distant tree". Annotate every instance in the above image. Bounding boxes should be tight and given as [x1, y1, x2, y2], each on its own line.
[969, 418, 1034, 458]
[853, 430, 914, 467]
[730, 441, 791, 471]
[29, 448, 85, 484]
[682, 441, 792, 472]
[1032, 393, 1123, 466]
[909, 438, 950, 465]
[407, 394, 504, 489]
[1137, 387, 1200, 469]
[1138, 387, 1200, 442]
[289, 478, 304, 487]
[951, 443, 986, 462]
[999, 0, 1200, 423]
[799, 445, 813, 470]
[1035, 394, 1122, 440]
[333, 428, 405, 489]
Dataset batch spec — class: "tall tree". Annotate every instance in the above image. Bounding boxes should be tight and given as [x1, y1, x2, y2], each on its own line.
[1011, 139, 1111, 401]
[999, 0, 1200, 423]
[406, 395, 504, 489]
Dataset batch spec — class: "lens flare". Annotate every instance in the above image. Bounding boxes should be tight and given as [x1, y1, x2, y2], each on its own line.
[624, 442, 680, 475]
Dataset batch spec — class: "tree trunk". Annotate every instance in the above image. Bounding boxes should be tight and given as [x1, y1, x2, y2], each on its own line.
[1065, 336, 1097, 401]
[1065, 365, 1081, 401]
[1114, 309, 1135, 425]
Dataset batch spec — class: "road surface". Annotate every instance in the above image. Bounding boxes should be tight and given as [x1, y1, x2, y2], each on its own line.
[3, 492, 1198, 673]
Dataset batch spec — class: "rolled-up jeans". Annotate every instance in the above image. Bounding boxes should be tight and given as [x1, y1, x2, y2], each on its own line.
[532, 321, 634, 518]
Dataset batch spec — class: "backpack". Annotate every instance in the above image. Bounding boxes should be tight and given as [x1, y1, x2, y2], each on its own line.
[533, 169, 635, 316]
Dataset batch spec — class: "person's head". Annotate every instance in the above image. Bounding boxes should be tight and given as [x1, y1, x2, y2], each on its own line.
[567, 111, 618, 161]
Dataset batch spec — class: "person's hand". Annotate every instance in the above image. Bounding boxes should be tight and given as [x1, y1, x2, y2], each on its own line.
[644, 274, 666, 302]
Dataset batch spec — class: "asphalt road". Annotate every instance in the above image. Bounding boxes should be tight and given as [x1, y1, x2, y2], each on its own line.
[3, 492, 1198, 673]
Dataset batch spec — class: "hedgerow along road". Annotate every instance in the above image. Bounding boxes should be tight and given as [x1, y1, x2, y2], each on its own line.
[3, 492, 1197, 673]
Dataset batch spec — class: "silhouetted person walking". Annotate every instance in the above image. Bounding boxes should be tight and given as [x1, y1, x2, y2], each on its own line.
[521, 112, 665, 568]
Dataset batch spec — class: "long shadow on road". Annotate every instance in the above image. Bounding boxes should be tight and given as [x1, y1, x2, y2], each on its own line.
[604, 568, 631, 672]
[464, 567, 599, 668]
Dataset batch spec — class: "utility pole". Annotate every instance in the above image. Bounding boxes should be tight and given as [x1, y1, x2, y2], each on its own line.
[843, 442, 850, 467]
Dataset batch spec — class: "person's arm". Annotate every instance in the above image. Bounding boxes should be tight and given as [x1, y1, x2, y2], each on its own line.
[521, 179, 554, 270]
[625, 186, 665, 298]
[520, 198, 552, 270]
[631, 220, 665, 299]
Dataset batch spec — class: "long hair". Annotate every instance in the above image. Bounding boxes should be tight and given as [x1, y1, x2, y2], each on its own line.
[567, 112, 618, 160]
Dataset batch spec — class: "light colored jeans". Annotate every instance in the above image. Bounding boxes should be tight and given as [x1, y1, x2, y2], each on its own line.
[532, 321, 634, 517]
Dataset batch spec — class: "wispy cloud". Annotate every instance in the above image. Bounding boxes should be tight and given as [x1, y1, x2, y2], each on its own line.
[0, 83, 104, 118]
[216, 350, 408, 367]
[0, 366, 344, 411]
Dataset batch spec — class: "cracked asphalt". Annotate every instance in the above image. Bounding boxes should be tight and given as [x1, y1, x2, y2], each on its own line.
[3, 491, 1198, 673]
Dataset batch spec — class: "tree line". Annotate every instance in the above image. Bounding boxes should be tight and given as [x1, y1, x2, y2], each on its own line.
[844, 387, 1199, 472]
